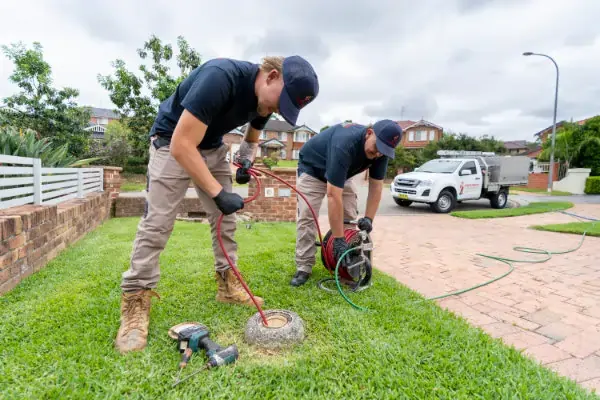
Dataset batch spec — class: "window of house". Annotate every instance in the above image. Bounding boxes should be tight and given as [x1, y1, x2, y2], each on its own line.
[293, 150, 300, 159]
[429, 130, 435, 141]
[260, 131, 266, 140]
[408, 132, 415, 141]
[413, 130, 425, 141]
[279, 132, 287, 141]
[295, 131, 307, 142]
[280, 149, 287, 159]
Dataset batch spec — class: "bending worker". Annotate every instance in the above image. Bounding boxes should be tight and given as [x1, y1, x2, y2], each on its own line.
[290, 120, 403, 287]
[116, 55, 319, 353]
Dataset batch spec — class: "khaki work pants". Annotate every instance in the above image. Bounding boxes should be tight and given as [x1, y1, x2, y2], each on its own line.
[295, 172, 358, 274]
[120, 141, 237, 292]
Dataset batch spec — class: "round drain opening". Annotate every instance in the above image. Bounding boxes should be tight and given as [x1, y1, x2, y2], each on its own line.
[264, 313, 290, 328]
[245, 309, 304, 349]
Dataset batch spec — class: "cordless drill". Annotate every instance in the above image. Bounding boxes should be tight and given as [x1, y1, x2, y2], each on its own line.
[176, 325, 239, 371]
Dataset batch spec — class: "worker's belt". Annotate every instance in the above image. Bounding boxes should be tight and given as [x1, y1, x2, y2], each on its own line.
[152, 135, 171, 150]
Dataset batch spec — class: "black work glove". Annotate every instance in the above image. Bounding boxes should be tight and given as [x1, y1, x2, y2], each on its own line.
[357, 216, 372, 233]
[235, 159, 252, 185]
[333, 237, 351, 268]
[213, 189, 244, 215]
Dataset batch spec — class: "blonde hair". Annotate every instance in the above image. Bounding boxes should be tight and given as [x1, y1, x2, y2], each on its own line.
[259, 56, 284, 74]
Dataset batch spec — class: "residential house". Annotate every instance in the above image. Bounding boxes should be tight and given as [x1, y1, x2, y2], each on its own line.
[502, 140, 529, 155]
[533, 117, 591, 144]
[528, 116, 594, 160]
[223, 118, 317, 163]
[395, 119, 443, 149]
[84, 107, 120, 139]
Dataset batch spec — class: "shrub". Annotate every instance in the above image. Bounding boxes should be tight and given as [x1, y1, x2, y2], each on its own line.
[262, 156, 279, 170]
[584, 177, 600, 194]
[0, 125, 100, 167]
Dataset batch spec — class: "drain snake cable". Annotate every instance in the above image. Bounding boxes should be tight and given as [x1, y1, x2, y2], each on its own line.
[332, 210, 598, 311]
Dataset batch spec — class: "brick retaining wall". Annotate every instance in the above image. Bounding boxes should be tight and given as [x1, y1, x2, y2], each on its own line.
[527, 163, 559, 190]
[0, 192, 111, 294]
[245, 167, 297, 222]
[114, 166, 299, 222]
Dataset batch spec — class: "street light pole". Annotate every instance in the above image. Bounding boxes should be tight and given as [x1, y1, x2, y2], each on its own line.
[523, 52, 559, 193]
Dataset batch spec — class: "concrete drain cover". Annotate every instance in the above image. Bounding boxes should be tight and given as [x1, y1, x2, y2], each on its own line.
[244, 309, 305, 349]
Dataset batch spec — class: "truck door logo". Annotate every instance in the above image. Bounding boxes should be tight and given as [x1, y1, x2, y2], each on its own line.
[460, 181, 465, 195]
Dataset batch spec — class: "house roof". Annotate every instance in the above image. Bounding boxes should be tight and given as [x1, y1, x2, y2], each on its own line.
[396, 119, 442, 131]
[293, 124, 316, 134]
[396, 120, 417, 130]
[228, 127, 244, 136]
[259, 138, 286, 148]
[503, 140, 528, 150]
[533, 117, 592, 138]
[264, 119, 294, 132]
[89, 107, 120, 119]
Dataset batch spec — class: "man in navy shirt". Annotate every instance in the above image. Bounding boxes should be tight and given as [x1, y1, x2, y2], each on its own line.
[290, 120, 403, 287]
[116, 55, 318, 353]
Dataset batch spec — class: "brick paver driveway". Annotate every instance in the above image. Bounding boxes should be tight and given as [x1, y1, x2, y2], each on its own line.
[323, 205, 600, 393]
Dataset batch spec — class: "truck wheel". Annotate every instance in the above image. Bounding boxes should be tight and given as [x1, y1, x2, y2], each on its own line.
[431, 189, 456, 213]
[490, 189, 508, 209]
[393, 198, 412, 207]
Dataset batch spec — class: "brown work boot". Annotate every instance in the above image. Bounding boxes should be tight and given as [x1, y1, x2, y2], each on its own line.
[215, 269, 264, 307]
[115, 289, 160, 354]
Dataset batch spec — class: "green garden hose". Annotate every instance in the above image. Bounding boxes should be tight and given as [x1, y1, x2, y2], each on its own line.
[333, 211, 597, 310]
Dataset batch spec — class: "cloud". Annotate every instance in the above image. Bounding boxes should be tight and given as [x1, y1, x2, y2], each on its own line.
[242, 30, 330, 64]
[364, 94, 439, 121]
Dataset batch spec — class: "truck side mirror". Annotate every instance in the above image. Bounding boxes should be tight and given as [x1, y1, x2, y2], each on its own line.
[460, 169, 472, 176]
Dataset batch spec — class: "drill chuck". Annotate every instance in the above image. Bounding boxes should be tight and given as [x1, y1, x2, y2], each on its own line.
[207, 345, 239, 368]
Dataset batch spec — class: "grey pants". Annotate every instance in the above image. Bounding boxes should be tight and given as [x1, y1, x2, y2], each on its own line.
[295, 173, 358, 274]
[120, 140, 237, 292]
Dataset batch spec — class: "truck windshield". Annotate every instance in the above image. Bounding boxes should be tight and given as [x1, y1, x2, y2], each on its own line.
[417, 160, 462, 173]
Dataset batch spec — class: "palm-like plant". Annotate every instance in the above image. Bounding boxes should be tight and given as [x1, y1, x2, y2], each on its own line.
[0, 126, 102, 167]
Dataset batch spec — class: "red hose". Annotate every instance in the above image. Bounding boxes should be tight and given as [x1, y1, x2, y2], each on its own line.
[323, 229, 359, 280]
[215, 162, 348, 326]
[216, 168, 268, 325]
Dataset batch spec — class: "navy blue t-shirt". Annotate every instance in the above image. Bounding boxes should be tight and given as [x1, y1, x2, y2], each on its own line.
[298, 123, 389, 188]
[149, 58, 270, 149]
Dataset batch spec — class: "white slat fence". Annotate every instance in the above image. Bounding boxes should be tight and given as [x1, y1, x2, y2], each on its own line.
[0, 154, 104, 209]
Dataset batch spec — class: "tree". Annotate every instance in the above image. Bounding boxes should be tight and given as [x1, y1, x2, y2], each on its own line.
[87, 120, 133, 168]
[538, 116, 600, 172]
[386, 145, 417, 177]
[0, 42, 92, 157]
[573, 136, 600, 176]
[98, 35, 201, 158]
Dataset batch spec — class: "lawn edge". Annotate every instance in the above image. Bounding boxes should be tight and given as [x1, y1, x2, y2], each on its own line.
[450, 201, 574, 219]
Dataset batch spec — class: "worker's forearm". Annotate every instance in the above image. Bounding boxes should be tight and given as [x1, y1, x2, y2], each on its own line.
[171, 141, 222, 198]
[327, 193, 345, 238]
[244, 126, 262, 143]
[365, 180, 383, 220]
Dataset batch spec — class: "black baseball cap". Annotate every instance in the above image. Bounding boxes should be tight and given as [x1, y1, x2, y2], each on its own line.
[373, 119, 403, 159]
[278, 56, 319, 126]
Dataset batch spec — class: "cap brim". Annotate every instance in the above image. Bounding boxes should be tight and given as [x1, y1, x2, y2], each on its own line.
[376, 136, 395, 159]
[278, 86, 299, 126]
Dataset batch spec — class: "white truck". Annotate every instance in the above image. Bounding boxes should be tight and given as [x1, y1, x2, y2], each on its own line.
[390, 150, 530, 213]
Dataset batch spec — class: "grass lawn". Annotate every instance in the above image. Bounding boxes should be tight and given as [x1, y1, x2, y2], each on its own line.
[0, 218, 595, 399]
[510, 187, 572, 196]
[451, 201, 574, 219]
[121, 173, 147, 192]
[532, 221, 600, 237]
[276, 160, 298, 168]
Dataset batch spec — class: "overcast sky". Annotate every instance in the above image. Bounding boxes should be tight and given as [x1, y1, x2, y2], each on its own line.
[1, 0, 599, 141]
